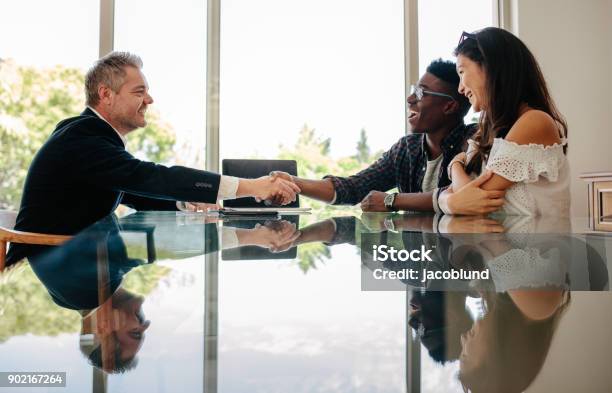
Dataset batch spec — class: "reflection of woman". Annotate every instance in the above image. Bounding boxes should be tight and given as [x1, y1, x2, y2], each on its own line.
[458, 290, 569, 393]
[439, 27, 570, 216]
[442, 214, 572, 293]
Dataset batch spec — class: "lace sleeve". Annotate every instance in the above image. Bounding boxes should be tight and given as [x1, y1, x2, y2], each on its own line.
[487, 247, 568, 292]
[486, 138, 567, 183]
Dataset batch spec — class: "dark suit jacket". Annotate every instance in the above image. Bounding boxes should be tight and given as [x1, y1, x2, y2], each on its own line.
[29, 215, 220, 310]
[7, 108, 220, 266]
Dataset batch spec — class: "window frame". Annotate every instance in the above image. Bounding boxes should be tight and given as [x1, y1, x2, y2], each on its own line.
[97, 0, 501, 170]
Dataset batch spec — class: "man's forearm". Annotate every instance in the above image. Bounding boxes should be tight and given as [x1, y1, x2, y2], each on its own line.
[291, 177, 336, 203]
[294, 219, 337, 244]
[394, 192, 434, 211]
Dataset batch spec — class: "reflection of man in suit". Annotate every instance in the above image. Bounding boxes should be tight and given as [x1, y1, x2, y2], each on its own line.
[26, 216, 151, 373]
[79, 288, 150, 373]
[7, 51, 299, 266]
[29, 213, 300, 373]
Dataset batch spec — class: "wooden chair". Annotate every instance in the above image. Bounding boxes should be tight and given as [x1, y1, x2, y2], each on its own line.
[0, 210, 72, 271]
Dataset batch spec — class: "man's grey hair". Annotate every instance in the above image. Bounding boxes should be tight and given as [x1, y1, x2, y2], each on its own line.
[85, 51, 143, 106]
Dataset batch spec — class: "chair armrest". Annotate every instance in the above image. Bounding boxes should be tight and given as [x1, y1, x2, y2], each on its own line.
[0, 227, 72, 246]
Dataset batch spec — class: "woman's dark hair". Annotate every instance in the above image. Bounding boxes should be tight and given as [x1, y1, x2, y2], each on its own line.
[458, 291, 570, 393]
[454, 27, 568, 174]
[426, 59, 471, 117]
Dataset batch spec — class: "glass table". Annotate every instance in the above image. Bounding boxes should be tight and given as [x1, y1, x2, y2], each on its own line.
[0, 209, 610, 392]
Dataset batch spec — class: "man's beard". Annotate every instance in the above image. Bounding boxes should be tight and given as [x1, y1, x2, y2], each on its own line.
[118, 113, 145, 132]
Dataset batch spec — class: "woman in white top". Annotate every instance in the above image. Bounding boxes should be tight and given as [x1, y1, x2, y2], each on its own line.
[438, 27, 570, 216]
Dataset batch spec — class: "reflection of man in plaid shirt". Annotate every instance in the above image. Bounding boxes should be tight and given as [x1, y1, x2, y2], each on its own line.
[272, 60, 476, 212]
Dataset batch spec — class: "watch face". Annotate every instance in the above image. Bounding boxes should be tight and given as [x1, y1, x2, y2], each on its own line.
[384, 193, 393, 207]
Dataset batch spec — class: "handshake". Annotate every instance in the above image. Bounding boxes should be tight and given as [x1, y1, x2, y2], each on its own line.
[238, 172, 300, 206]
[177, 172, 300, 212]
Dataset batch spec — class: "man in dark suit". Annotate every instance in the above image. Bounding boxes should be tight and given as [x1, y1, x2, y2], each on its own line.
[6, 51, 299, 266]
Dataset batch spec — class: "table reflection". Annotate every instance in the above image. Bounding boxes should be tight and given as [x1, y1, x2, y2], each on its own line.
[0, 210, 610, 393]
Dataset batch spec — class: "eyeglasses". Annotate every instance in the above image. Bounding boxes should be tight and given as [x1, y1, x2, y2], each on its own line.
[458, 31, 476, 47]
[409, 85, 456, 102]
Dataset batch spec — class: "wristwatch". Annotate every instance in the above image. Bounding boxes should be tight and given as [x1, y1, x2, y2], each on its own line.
[384, 192, 399, 211]
[384, 217, 398, 233]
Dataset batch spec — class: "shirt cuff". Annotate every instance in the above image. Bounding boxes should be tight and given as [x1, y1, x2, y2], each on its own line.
[439, 190, 453, 215]
[438, 215, 452, 233]
[330, 217, 338, 233]
[221, 226, 240, 249]
[432, 188, 441, 215]
[217, 175, 239, 200]
[432, 214, 443, 234]
[322, 175, 343, 205]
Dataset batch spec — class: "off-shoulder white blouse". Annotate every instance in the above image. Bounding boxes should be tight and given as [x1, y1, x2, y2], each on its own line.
[467, 137, 571, 216]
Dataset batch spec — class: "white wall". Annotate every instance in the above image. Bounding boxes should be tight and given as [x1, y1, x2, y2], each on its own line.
[509, 0, 612, 217]
[527, 293, 612, 392]
[505, 4, 612, 391]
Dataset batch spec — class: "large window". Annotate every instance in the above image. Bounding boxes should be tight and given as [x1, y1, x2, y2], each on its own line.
[418, 0, 495, 123]
[0, 0, 99, 210]
[219, 0, 405, 189]
[114, 0, 207, 168]
[0, 0, 99, 70]
[1, 0, 496, 212]
[0, 0, 209, 210]
[416, 4, 494, 390]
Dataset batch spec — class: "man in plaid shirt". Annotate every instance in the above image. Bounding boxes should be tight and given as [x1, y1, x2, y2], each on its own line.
[273, 59, 479, 212]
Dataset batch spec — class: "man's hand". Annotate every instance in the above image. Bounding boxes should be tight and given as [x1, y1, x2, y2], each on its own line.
[265, 171, 297, 206]
[268, 171, 337, 204]
[441, 171, 506, 215]
[360, 213, 391, 231]
[252, 175, 301, 205]
[237, 175, 300, 205]
[177, 201, 221, 212]
[269, 171, 293, 182]
[360, 191, 389, 212]
[251, 220, 301, 252]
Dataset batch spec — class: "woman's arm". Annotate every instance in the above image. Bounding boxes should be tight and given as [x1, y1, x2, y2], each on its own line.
[480, 109, 561, 192]
[450, 158, 473, 190]
[439, 171, 506, 215]
[508, 290, 565, 321]
[441, 109, 561, 214]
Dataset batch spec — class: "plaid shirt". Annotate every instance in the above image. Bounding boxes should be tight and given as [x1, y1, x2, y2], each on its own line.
[325, 123, 477, 205]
